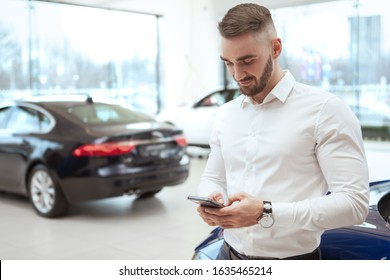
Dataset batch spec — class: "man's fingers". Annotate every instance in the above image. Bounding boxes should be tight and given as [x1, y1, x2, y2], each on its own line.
[228, 192, 247, 203]
[210, 192, 225, 204]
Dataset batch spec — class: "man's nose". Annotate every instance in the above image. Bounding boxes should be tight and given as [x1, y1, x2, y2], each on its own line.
[232, 66, 246, 81]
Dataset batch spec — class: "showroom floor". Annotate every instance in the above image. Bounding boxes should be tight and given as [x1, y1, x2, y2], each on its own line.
[0, 140, 390, 260]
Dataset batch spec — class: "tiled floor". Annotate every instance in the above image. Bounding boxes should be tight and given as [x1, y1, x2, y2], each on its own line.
[1, 141, 389, 260]
[0, 157, 212, 260]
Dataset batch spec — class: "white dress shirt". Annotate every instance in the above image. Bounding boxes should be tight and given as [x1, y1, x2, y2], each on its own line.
[198, 70, 369, 258]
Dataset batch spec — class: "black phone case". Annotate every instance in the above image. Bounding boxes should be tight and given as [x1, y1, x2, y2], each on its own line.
[187, 195, 224, 208]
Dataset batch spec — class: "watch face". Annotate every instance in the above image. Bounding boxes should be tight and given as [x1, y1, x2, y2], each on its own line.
[263, 203, 272, 214]
[260, 214, 274, 228]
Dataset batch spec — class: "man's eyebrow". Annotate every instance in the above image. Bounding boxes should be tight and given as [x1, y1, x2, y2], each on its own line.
[236, 54, 257, 61]
[220, 56, 229, 62]
[220, 54, 256, 62]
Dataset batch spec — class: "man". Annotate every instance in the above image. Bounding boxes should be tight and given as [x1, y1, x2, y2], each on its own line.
[197, 3, 369, 260]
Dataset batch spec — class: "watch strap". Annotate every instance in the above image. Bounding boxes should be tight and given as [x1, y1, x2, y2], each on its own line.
[263, 201, 272, 214]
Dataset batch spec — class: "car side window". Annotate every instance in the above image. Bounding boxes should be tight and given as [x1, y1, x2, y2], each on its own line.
[232, 89, 242, 99]
[198, 92, 227, 107]
[6, 106, 40, 132]
[38, 112, 51, 131]
[0, 107, 12, 129]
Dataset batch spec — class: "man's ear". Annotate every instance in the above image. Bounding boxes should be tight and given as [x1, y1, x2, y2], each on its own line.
[272, 38, 282, 58]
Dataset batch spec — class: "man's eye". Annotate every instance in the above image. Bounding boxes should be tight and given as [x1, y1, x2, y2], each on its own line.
[242, 59, 254, 65]
[225, 61, 233, 67]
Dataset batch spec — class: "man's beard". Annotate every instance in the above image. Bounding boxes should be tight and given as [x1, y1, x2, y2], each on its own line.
[236, 55, 273, 97]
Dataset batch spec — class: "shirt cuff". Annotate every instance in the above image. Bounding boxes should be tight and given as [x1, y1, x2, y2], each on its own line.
[272, 202, 295, 227]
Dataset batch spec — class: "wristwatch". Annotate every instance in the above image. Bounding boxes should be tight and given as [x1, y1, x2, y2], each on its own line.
[258, 201, 274, 228]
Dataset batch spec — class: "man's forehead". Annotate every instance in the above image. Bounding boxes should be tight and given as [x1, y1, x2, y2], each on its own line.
[220, 33, 265, 60]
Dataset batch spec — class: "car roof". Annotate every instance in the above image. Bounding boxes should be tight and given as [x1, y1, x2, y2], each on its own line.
[14, 95, 116, 106]
[4, 95, 133, 115]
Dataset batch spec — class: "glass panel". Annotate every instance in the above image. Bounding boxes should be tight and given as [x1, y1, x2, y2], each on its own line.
[271, 0, 390, 139]
[0, 0, 30, 102]
[356, 0, 390, 124]
[0, 0, 159, 116]
[273, 1, 356, 89]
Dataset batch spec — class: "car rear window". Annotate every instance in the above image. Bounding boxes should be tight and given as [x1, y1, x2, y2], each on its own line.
[65, 103, 153, 125]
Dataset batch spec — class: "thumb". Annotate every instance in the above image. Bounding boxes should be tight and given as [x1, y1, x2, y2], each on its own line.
[227, 192, 247, 205]
[210, 192, 225, 204]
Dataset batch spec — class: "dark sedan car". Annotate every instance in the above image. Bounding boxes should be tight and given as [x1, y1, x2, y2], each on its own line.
[193, 180, 390, 260]
[0, 96, 190, 218]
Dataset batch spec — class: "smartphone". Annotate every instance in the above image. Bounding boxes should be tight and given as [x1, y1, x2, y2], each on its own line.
[187, 195, 224, 208]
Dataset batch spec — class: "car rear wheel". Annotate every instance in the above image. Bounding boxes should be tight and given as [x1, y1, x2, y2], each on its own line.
[28, 165, 68, 218]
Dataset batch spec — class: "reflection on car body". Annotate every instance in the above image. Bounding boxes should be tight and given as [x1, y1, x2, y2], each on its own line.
[0, 95, 190, 218]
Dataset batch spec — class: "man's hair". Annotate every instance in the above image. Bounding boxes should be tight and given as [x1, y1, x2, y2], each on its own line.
[218, 3, 276, 38]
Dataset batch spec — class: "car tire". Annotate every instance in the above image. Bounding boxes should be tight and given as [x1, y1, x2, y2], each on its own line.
[138, 188, 162, 198]
[28, 165, 68, 218]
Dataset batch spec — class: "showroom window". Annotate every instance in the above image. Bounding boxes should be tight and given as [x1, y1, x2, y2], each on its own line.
[0, 0, 160, 115]
[272, 0, 390, 139]
[0, 0, 29, 102]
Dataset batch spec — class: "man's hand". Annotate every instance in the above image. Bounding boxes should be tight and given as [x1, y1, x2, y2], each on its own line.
[197, 192, 263, 229]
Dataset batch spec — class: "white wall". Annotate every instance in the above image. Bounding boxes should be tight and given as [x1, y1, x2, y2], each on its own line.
[159, 0, 222, 107]
[186, 1, 221, 101]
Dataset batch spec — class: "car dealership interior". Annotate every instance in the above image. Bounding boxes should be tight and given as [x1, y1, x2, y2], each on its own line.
[1, 0, 390, 260]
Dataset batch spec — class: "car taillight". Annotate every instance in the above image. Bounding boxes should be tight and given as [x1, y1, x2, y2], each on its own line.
[72, 141, 137, 157]
[175, 135, 188, 147]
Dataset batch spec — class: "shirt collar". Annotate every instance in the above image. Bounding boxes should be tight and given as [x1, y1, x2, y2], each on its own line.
[241, 70, 295, 107]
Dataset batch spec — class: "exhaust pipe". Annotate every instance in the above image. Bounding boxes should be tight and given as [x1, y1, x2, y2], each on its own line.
[125, 189, 142, 196]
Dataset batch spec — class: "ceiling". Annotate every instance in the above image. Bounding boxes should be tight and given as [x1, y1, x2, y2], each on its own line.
[40, 0, 339, 16]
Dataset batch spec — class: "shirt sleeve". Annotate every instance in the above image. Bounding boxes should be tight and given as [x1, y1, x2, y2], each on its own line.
[197, 111, 228, 200]
[274, 96, 370, 230]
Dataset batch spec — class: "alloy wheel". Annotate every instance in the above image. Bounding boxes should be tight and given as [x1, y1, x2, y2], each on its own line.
[30, 169, 56, 214]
